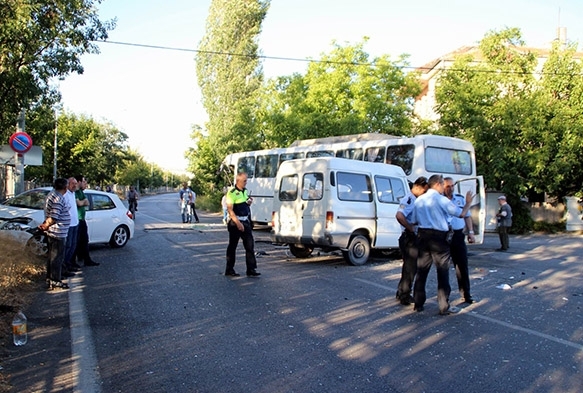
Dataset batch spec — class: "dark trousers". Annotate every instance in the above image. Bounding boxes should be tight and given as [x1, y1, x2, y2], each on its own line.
[414, 230, 452, 313]
[450, 230, 471, 300]
[498, 226, 510, 250]
[397, 231, 418, 300]
[64, 225, 78, 269]
[225, 220, 257, 273]
[76, 219, 91, 264]
[190, 203, 199, 222]
[47, 236, 66, 282]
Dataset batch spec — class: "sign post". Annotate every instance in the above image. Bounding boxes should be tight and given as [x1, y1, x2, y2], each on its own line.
[9, 110, 31, 195]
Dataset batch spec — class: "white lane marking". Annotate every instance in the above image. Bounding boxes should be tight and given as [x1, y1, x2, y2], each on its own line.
[354, 277, 583, 352]
[69, 275, 102, 393]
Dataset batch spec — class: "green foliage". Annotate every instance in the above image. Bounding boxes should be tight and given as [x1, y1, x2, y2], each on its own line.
[0, 0, 115, 139]
[532, 220, 566, 234]
[507, 199, 534, 234]
[257, 40, 422, 147]
[194, 0, 270, 196]
[435, 27, 583, 200]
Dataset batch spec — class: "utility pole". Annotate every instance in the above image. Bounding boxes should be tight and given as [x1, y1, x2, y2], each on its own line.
[53, 108, 58, 182]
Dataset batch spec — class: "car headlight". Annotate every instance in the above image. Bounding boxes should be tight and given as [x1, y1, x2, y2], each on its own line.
[0, 218, 34, 231]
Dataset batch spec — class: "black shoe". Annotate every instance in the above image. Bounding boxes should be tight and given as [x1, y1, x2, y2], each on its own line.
[246, 270, 261, 277]
[71, 262, 82, 269]
[399, 295, 414, 306]
[84, 260, 100, 266]
[413, 305, 424, 312]
[495, 248, 507, 252]
[225, 271, 240, 277]
[463, 297, 475, 304]
[62, 270, 75, 278]
[439, 306, 460, 315]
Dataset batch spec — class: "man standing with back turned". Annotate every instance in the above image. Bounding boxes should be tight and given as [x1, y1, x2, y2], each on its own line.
[412, 174, 473, 315]
[395, 176, 428, 306]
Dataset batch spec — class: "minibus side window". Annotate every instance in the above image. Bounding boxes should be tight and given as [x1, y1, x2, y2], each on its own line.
[337, 172, 372, 202]
[375, 176, 407, 203]
[255, 154, 279, 178]
[365, 146, 385, 163]
[425, 147, 472, 175]
[301, 172, 323, 200]
[279, 175, 298, 201]
[336, 148, 363, 160]
[237, 156, 256, 178]
[386, 145, 414, 175]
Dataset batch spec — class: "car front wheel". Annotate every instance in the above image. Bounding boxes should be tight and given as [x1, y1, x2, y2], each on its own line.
[109, 225, 130, 248]
[26, 232, 48, 258]
[342, 234, 370, 266]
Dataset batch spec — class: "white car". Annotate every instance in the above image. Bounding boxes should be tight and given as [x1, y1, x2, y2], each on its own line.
[0, 187, 135, 256]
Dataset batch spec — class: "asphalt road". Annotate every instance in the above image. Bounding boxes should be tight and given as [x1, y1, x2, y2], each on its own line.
[4, 192, 583, 393]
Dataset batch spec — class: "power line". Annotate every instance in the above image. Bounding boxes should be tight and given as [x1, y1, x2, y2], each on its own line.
[94, 39, 583, 76]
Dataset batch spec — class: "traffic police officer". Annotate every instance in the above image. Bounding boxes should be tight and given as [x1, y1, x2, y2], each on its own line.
[444, 177, 475, 304]
[411, 174, 473, 315]
[224, 172, 261, 277]
[395, 176, 428, 305]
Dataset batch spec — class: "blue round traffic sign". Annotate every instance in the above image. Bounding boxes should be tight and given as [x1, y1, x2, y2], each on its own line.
[9, 132, 33, 154]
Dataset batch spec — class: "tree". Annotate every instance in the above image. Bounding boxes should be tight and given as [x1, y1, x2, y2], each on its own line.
[256, 39, 422, 147]
[0, 0, 115, 140]
[194, 0, 270, 196]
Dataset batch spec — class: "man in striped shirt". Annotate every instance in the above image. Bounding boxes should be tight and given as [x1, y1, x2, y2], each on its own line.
[39, 178, 71, 289]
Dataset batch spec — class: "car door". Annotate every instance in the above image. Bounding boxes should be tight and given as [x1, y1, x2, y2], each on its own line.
[373, 175, 408, 248]
[455, 176, 486, 244]
[85, 193, 117, 243]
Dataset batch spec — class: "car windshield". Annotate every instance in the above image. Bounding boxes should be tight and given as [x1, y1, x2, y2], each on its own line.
[3, 190, 49, 210]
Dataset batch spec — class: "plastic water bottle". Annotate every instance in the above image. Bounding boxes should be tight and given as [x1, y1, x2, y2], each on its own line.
[12, 310, 27, 346]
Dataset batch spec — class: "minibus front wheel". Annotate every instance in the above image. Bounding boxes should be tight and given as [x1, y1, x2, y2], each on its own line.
[343, 234, 371, 266]
[289, 244, 314, 258]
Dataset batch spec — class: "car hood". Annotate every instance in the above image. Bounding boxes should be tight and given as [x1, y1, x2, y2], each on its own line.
[0, 206, 43, 227]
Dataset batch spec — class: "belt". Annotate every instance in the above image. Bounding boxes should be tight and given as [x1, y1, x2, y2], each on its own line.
[237, 216, 248, 221]
[418, 228, 448, 235]
[453, 229, 465, 233]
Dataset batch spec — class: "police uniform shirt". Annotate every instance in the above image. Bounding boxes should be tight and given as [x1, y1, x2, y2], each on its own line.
[412, 189, 464, 232]
[397, 191, 417, 231]
[226, 187, 251, 218]
[449, 193, 470, 230]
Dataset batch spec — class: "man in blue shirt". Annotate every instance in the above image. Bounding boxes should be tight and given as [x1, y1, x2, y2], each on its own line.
[411, 174, 473, 315]
[395, 176, 428, 305]
[444, 177, 475, 304]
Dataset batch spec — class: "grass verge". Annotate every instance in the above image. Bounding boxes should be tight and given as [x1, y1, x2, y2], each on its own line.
[0, 234, 46, 393]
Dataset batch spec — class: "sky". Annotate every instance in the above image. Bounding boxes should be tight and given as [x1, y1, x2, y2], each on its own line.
[59, 0, 583, 174]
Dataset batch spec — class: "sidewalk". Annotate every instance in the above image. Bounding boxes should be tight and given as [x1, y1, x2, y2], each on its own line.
[1, 283, 74, 393]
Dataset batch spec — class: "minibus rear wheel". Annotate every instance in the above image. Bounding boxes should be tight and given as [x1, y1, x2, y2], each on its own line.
[289, 244, 314, 258]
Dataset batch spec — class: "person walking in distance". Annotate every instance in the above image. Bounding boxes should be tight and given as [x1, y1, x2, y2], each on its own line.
[127, 185, 139, 213]
[395, 176, 428, 306]
[75, 175, 100, 266]
[38, 178, 71, 289]
[496, 195, 512, 251]
[224, 172, 260, 277]
[411, 174, 473, 315]
[444, 177, 476, 304]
